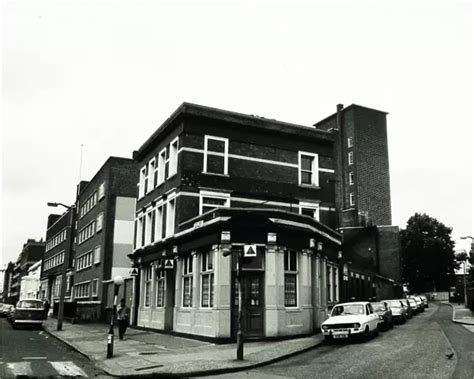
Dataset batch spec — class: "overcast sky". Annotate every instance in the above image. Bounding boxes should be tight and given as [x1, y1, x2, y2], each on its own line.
[2, 0, 473, 272]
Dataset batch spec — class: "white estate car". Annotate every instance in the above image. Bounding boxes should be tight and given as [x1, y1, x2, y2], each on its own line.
[321, 302, 380, 341]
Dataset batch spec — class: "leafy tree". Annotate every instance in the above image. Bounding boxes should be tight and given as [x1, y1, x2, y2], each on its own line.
[400, 213, 457, 292]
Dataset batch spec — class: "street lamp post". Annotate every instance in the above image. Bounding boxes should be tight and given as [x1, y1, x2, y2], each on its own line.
[107, 275, 124, 359]
[47, 202, 75, 331]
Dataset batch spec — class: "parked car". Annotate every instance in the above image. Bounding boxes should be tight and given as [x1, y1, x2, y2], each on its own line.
[409, 296, 424, 312]
[10, 299, 46, 329]
[407, 298, 419, 314]
[1, 304, 14, 318]
[321, 302, 379, 341]
[371, 301, 393, 330]
[399, 299, 413, 318]
[418, 295, 429, 308]
[384, 300, 407, 323]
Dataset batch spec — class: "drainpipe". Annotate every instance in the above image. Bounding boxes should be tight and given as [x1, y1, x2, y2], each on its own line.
[336, 104, 345, 228]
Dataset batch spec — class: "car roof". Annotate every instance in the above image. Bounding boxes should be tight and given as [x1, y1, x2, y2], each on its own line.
[334, 302, 369, 306]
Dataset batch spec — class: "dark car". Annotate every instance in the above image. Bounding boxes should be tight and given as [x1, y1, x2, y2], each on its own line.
[399, 299, 413, 318]
[10, 299, 46, 329]
[407, 298, 419, 314]
[1, 304, 14, 318]
[371, 301, 393, 330]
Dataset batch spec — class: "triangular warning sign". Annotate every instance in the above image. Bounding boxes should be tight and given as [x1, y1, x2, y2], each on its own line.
[129, 267, 139, 276]
[244, 244, 257, 257]
[164, 259, 174, 269]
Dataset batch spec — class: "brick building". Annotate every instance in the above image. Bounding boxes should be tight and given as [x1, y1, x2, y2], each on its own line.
[2, 261, 15, 304]
[9, 239, 45, 305]
[315, 104, 402, 300]
[40, 209, 76, 312]
[73, 157, 138, 322]
[127, 102, 400, 340]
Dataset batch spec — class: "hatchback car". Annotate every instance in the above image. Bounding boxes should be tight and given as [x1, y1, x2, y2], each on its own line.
[10, 299, 46, 329]
[399, 299, 413, 318]
[371, 301, 393, 330]
[407, 298, 419, 314]
[384, 300, 407, 323]
[418, 295, 429, 308]
[409, 296, 424, 312]
[321, 302, 380, 341]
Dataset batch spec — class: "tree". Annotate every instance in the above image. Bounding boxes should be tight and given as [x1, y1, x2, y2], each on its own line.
[400, 213, 457, 293]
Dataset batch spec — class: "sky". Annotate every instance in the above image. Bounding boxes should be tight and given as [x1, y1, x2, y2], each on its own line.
[1, 0, 473, 274]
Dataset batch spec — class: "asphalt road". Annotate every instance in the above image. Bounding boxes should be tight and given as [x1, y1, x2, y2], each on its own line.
[0, 317, 107, 378]
[207, 303, 474, 379]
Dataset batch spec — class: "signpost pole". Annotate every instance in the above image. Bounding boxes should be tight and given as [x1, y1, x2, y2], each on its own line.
[236, 253, 244, 361]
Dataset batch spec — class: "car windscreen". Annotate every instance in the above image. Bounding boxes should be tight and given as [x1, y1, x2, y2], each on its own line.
[388, 301, 401, 308]
[331, 304, 365, 316]
[408, 299, 416, 305]
[17, 300, 43, 309]
[372, 303, 385, 311]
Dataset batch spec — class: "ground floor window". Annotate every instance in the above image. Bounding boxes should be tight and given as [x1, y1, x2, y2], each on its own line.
[143, 265, 152, 307]
[284, 250, 298, 307]
[327, 264, 339, 302]
[182, 256, 193, 307]
[201, 251, 214, 308]
[156, 270, 165, 307]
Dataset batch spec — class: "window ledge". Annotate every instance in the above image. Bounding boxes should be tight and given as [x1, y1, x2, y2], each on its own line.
[298, 184, 320, 190]
[284, 307, 301, 312]
[202, 172, 229, 177]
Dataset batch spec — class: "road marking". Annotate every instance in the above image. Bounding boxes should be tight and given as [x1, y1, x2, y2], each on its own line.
[6, 362, 33, 376]
[22, 357, 47, 360]
[50, 361, 87, 377]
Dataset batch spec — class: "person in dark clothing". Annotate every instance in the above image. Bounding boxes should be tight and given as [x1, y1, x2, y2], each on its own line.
[43, 300, 50, 319]
[117, 298, 130, 340]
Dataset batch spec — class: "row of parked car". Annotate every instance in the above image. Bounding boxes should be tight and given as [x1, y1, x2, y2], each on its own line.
[0, 300, 48, 329]
[321, 295, 429, 341]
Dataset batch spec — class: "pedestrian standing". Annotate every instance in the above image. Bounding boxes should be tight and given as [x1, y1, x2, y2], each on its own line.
[43, 300, 50, 319]
[117, 298, 130, 340]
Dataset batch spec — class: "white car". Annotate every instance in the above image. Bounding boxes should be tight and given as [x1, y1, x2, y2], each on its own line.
[321, 302, 380, 341]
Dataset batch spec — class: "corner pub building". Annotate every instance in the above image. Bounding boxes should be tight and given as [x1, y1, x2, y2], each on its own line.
[129, 103, 390, 339]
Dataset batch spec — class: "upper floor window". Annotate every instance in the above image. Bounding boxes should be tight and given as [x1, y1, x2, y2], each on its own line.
[348, 151, 354, 165]
[168, 138, 178, 178]
[349, 172, 355, 185]
[299, 202, 320, 221]
[204, 136, 228, 175]
[96, 212, 104, 232]
[98, 182, 105, 200]
[298, 152, 319, 187]
[158, 148, 166, 185]
[138, 166, 148, 198]
[147, 158, 156, 194]
[349, 192, 355, 206]
[166, 197, 176, 238]
[199, 191, 230, 214]
[347, 137, 353, 148]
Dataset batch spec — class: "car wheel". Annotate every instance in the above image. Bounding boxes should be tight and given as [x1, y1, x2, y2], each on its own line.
[324, 335, 333, 343]
[11, 322, 17, 329]
[374, 326, 379, 337]
[363, 326, 370, 340]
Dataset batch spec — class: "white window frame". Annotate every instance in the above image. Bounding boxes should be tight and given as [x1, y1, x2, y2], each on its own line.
[165, 194, 176, 238]
[349, 192, 355, 206]
[93, 245, 101, 264]
[147, 158, 156, 194]
[91, 279, 99, 297]
[98, 182, 105, 200]
[74, 280, 91, 299]
[348, 151, 354, 165]
[347, 137, 353, 148]
[182, 255, 193, 308]
[156, 269, 165, 308]
[143, 265, 152, 308]
[349, 172, 354, 185]
[154, 203, 164, 243]
[138, 165, 147, 198]
[158, 148, 166, 185]
[199, 190, 230, 215]
[200, 251, 214, 308]
[144, 207, 153, 246]
[299, 201, 320, 221]
[203, 135, 229, 175]
[298, 151, 319, 187]
[96, 212, 104, 232]
[168, 137, 179, 179]
[284, 250, 298, 308]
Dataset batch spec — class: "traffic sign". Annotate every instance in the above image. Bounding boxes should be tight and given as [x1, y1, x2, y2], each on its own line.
[164, 259, 174, 269]
[243, 244, 257, 257]
[129, 268, 139, 276]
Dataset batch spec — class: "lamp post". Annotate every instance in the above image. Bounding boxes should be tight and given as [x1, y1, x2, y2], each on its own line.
[47, 202, 76, 331]
[107, 275, 124, 359]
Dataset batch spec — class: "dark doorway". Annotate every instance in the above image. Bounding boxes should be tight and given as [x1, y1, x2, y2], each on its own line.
[231, 271, 265, 338]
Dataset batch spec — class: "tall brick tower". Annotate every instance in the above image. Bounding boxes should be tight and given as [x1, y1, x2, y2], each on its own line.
[315, 104, 392, 228]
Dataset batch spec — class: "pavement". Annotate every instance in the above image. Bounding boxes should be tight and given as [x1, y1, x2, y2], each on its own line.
[42, 319, 324, 377]
[42, 302, 474, 377]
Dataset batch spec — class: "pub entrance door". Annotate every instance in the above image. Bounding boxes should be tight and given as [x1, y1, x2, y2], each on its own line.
[231, 271, 265, 338]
